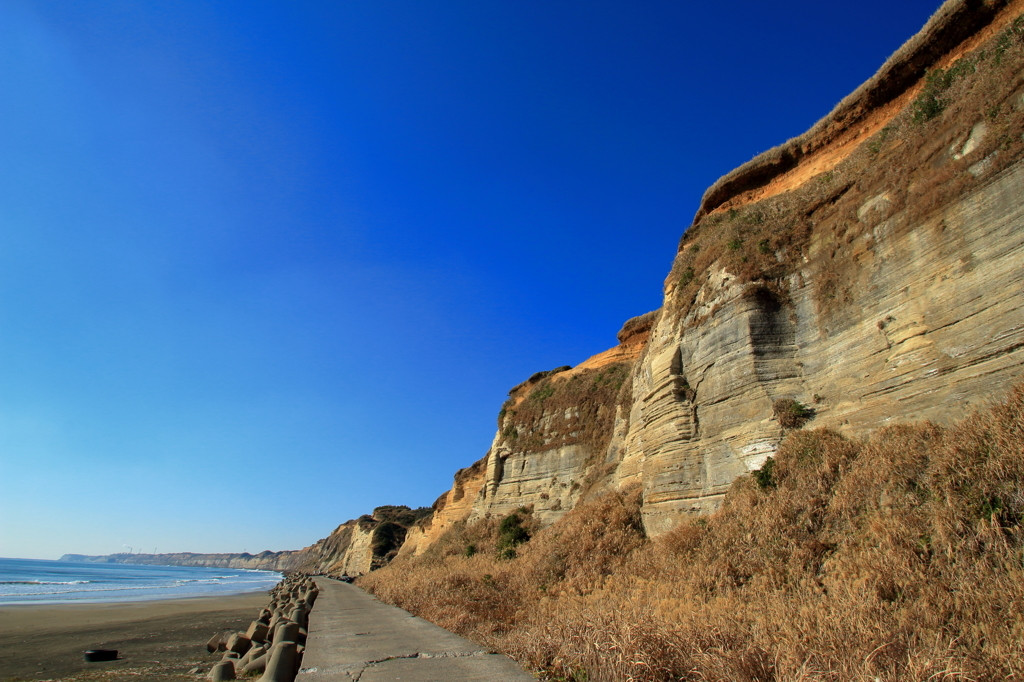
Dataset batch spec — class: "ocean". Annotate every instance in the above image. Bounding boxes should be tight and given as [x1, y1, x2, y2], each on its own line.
[0, 557, 281, 605]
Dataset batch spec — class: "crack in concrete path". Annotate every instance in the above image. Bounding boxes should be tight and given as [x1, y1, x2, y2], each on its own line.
[303, 650, 498, 680]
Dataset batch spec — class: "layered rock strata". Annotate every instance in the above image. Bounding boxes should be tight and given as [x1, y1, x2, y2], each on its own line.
[614, 2, 1024, 533]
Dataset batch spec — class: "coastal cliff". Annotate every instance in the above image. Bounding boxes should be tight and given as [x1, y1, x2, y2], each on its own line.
[71, 0, 1024, 574]
[397, 0, 1024, 544]
[61, 505, 431, 574]
[286, 505, 431, 574]
[60, 551, 299, 571]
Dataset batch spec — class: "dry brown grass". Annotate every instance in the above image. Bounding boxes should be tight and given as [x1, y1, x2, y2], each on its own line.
[362, 383, 1024, 680]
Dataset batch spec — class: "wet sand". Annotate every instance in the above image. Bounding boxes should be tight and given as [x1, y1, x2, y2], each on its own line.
[0, 591, 270, 681]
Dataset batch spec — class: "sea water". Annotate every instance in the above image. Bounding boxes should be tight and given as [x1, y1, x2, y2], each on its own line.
[0, 557, 281, 605]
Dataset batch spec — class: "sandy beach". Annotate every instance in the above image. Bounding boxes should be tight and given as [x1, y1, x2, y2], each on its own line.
[0, 591, 270, 681]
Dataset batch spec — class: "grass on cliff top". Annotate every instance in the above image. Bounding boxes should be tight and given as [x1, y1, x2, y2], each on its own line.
[668, 15, 1024, 322]
[499, 362, 631, 458]
[361, 381, 1024, 681]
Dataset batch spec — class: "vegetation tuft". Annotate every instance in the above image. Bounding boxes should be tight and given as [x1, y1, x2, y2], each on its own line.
[772, 398, 814, 429]
[500, 363, 631, 456]
[751, 456, 775, 490]
[911, 58, 977, 123]
[497, 510, 532, 559]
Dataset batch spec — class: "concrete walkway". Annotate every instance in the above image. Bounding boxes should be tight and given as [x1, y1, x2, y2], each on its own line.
[297, 577, 534, 681]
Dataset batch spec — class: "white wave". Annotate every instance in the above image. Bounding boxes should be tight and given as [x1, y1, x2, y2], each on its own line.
[0, 580, 92, 585]
[0, 583, 174, 597]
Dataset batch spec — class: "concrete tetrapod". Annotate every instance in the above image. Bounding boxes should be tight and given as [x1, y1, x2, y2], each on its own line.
[207, 659, 236, 681]
[203, 574, 320, 681]
[242, 649, 269, 675]
[226, 633, 252, 656]
[289, 604, 309, 630]
[207, 630, 232, 653]
[246, 620, 270, 644]
[265, 614, 281, 641]
[259, 641, 299, 682]
[273, 620, 300, 645]
[237, 642, 268, 672]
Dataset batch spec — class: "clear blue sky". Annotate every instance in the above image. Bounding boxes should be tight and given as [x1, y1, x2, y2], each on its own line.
[1, 1, 941, 560]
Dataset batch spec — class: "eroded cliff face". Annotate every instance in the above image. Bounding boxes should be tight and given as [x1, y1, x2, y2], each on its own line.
[285, 505, 432, 574]
[623, 151, 1024, 534]
[399, 324, 653, 557]
[614, 0, 1024, 534]
[400, 459, 488, 556]
[404, 0, 1024, 544]
[476, 329, 648, 524]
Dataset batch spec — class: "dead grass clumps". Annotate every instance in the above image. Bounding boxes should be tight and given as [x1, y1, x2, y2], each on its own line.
[363, 383, 1024, 680]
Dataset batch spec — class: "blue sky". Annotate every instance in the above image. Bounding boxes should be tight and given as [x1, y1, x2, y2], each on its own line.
[1, 1, 941, 560]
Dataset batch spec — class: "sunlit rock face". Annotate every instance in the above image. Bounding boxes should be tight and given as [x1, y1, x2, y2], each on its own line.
[399, 459, 487, 557]
[473, 340, 649, 526]
[411, 0, 1024, 543]
[285, 505, 431, 573]
[398, 325, 654, 546]
[620, 158, 1024, 534]
[617, 284, 796, 533]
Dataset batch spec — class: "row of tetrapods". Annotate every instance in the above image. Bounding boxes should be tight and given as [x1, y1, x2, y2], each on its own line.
[205, 574, 319, 681]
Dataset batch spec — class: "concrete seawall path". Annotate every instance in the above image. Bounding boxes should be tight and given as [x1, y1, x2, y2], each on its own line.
[297, 577, 534, 680]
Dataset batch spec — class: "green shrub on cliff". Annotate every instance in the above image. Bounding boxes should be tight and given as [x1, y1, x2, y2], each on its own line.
[752, 456, 776, 490]
[912, 57, 976, 123]
[529, 384, 555, 403]
[497, 511, 531, 559]
[773, 398, 813, 428]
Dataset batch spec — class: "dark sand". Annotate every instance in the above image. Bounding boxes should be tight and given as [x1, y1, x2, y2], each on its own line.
[0, 591, 270, 681]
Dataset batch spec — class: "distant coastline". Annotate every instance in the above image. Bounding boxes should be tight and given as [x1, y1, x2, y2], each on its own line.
[61, 550, 296, 571]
